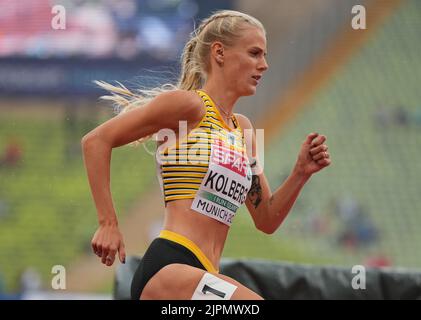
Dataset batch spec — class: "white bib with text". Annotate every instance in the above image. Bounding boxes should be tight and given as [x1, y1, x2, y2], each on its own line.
[191, 140, 252, 226]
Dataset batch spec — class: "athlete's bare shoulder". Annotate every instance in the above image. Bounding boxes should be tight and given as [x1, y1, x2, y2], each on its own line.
[156, 89, 205, 124]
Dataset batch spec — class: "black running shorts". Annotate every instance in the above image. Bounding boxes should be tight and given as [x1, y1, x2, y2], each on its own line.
[130, 237, 207, 300]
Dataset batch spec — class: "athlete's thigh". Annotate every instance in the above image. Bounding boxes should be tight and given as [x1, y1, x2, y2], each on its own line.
[140, 263, 263, 300]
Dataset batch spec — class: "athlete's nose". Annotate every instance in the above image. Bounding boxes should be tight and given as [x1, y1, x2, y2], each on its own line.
[258, 57, 268, 72]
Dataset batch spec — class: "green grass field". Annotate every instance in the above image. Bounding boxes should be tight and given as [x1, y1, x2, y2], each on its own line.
[0, 110, 156, 292]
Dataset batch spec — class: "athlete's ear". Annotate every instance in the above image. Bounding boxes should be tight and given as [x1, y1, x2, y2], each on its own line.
[211, 42, 224, 66]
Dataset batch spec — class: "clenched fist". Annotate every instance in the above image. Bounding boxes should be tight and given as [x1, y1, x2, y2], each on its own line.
[294, 132, 331, 176]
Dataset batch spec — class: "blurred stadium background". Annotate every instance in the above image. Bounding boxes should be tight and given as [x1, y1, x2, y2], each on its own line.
[0, 0, 420, 299]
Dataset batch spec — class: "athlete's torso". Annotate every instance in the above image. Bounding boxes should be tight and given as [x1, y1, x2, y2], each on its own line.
[155, 90, 251, 267]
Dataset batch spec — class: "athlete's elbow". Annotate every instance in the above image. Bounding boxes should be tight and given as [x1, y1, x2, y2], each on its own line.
[81, 133, 92, 150]
[255, 220, 277, 234]
[259, 226, 277, 235]
[81, 131, 110, 152]
[81, 132, 98, 150]
[81, 132, 91, 145]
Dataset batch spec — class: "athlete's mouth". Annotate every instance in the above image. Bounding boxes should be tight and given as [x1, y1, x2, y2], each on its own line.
[252, 75, 262, 81]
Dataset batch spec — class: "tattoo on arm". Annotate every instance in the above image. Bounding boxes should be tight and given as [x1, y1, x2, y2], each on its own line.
[250, 158, 257, 168]
[248, 175, 262, 208]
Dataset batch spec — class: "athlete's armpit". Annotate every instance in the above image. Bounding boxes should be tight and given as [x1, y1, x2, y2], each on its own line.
[248, 175, 262, 208]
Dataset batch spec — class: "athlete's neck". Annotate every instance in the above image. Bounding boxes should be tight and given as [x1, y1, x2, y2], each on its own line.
[201, 84, 238, 115]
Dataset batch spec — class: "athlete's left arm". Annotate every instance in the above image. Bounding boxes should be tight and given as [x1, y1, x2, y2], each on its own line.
[235, 114, 331, 234]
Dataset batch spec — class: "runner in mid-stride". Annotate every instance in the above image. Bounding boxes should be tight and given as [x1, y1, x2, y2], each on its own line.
[81, 10, 331, 300]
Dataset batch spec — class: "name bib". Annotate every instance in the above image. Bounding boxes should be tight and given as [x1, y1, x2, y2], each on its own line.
[191, 139, 252, 226]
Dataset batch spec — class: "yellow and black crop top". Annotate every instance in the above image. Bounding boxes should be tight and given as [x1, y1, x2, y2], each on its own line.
[156, 90, 248, 203]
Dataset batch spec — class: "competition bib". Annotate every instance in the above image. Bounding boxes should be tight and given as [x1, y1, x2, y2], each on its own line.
[191, 139, 252, 226]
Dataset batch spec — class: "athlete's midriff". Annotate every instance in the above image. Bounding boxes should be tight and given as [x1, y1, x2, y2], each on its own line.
[163, 198, 229, 269]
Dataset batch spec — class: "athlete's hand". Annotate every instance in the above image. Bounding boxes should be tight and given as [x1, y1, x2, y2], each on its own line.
[91, 221, 126, 266]
[294, 133, 331, 176]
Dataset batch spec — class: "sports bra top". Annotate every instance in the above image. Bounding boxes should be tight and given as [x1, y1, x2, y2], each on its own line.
[156, 90, 252, 226]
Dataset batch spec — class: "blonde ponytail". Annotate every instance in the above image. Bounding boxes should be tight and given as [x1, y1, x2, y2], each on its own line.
[177, 38, 203, 91]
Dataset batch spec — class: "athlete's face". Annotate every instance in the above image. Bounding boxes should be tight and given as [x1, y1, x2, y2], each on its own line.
[223, 26, 268, 96]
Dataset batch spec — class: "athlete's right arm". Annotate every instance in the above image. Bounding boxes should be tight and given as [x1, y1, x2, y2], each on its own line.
[81, 90, 203, 266]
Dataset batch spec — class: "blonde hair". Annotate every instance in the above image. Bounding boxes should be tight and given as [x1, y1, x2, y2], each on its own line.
[95, 10, 265, 143]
